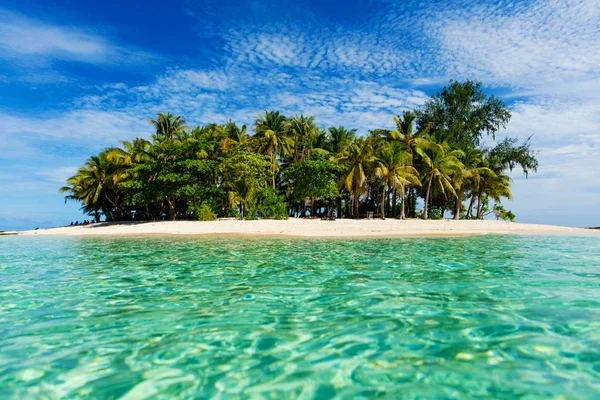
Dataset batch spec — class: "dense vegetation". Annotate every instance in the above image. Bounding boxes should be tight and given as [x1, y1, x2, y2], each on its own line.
[62, 80, 538, 222]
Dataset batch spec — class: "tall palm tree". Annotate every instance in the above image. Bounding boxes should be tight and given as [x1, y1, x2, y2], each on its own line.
[328, 126, 356, 155]
[254, 110, 290, 188]
[148, 112, 189, 142]
[307, 128, 331, 160]
[388, 111, 432, 152]
[335, 138, 375, 218]
[288, 115, 317, 162]
[222, 120, 248, 149]
[375, 142, 421, 219]
[415, 144, 464, 219]
[384, 111, 433, 217]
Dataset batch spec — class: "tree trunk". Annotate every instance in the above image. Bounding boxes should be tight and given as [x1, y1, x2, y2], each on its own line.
[381, 184, 386, 219]
[408, 188, 415, 218]
[166, 197, 176, 220]
[392, 188, 397, 218]
[476, 193, 484, 219]
[354, 192, 359, 218]
[386, 186, 391, 217]
[400, 185, 406, 220]
[311, 196, 315, 218]
[454, 195, 461, 220]
[466, 195, 476, 219]
[271, 147, 276, 189]
[423, 179, 432, 219]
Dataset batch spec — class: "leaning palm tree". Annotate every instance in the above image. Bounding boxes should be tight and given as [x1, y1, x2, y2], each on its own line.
[335, 138, 375, 218]
[254, 110, 291, 188]
[452, 148, 495, 220]
[475, 167, 513, 219]
[375, 142, 421, 219]
[415, 144, 464, 219]
[148, 112, 189, 142]
[60, 151, 126, 221]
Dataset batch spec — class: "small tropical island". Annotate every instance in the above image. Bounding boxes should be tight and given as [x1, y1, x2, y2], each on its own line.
[55, 80, 542, 229]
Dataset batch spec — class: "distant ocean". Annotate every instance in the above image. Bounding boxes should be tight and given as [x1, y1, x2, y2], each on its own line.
[1, 235, 599, 397]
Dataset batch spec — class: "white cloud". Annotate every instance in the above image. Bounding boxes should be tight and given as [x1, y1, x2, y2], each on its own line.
[504, 97, 600, 226]
[0, 9, 155, 68]
[0, 110, 148, 142]
[35, 166, 79, 184]
[429, 0, 600, 88]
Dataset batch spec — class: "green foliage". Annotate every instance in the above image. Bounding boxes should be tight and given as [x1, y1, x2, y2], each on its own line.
[489, 137, 539, 177]
[245, 205, 258, 220]
[196, 204, 217, 221]
[61, 80, 538, 223]
[222, 151, 272, 213]
[284, 160, 340, 202]
[493, 205, 516, 222]
[252, 187, 288, 220]
[429, 207, 442, 220]
[417, 80, 511, 147]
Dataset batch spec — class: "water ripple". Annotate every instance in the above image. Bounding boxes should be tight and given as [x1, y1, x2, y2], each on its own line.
[0, 235, 599, 398]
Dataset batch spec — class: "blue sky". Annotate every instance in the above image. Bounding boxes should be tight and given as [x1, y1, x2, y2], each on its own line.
[1, 0, 599, 230]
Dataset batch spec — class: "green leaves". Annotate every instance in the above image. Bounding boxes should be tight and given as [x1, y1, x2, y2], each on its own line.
[63, 81, 538, 222]
[417, 80, 511, 147]
[283, 160, 341, 202]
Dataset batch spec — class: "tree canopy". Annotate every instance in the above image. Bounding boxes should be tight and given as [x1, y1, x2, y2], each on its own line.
[62, 80, 538, 222]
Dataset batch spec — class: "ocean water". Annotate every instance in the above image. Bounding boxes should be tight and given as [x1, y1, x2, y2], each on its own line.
[0, 235, 599, 399]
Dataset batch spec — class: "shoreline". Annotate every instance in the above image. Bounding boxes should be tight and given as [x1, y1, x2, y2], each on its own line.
[12, 219, 600, 238]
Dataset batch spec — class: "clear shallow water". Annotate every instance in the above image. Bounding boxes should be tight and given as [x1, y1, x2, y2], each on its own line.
[0, 235, 599, 399]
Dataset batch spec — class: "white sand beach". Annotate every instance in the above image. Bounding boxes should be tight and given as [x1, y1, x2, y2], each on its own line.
[17, 219, 600, 238]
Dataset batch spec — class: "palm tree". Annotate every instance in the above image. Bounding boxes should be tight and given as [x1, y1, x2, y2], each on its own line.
[475, 165, 512, 219]
[375, 142, 421, 219]
[328, 126, 356, 155]
[335, 138, 375, 218]
[288, 115, 317, 162]
[254, 110, 291, 188]
[388, 111, 432, 152]
[60, 151, 126, 221]
[415, 144, 464, 219]
[148, 112, 189, 142]
[383, 111, 433, 217]
[452, 149, 495, 220]
[222, 120, 248, 150]
[107, 138, 152, 166]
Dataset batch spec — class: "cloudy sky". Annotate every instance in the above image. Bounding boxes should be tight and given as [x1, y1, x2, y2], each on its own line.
[0, 0, 598, 230]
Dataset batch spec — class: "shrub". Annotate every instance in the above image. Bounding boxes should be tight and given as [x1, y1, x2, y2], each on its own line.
[245, 205, 258, 220]
[252, 188, 288, 220]
[197, 204, 217, 221]
[429, 207, 442, 220]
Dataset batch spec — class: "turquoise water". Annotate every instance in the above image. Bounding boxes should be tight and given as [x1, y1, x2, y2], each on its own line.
[1, 235, 599, 399]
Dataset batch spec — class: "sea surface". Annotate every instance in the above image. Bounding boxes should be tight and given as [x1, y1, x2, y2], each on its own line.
[0, 235, 599, 399]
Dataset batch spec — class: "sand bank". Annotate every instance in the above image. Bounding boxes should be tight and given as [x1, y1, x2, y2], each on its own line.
[17, 219, 600, 238]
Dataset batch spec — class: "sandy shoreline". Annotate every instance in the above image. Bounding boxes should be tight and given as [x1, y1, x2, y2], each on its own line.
[14, 219, 600, 238]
